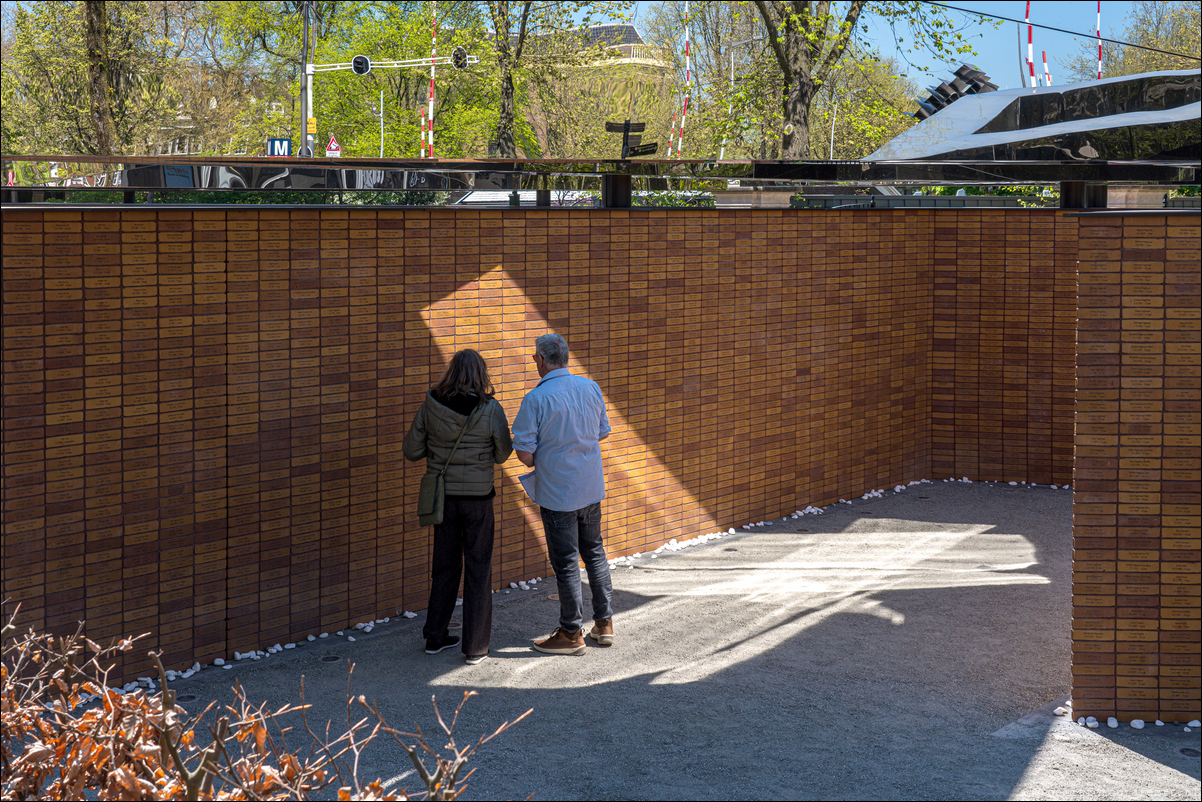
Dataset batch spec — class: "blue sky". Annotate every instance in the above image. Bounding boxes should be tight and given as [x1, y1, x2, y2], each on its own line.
[861, 1, 1139, 91]
[625, 1, 1141, 92]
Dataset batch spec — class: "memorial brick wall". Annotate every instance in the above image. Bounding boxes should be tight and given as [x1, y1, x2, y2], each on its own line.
[1070, 212, 1201, 725]
[1, 207, 936, 678]
[3, 206, 1198, 721]
[929, 211, 1078, 482]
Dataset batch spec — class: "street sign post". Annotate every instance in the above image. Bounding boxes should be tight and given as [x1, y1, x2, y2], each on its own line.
[606, 120, 657, 159]
[267, 138, 292, 157]
[325, 135, 341, 158]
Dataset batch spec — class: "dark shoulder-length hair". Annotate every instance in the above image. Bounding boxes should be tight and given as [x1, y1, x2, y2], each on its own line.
[432, 349, 495, 399]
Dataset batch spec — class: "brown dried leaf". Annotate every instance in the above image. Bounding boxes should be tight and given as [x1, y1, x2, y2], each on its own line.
[134, 741, 161, 760]
[113, 766, 139, 794]
[253, 719, 267, 756]
[280, 752, 300, 781]
[21, 740, 54, 764]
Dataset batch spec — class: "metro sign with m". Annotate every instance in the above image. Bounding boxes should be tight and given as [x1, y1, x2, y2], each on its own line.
[267, 138, 292, 157]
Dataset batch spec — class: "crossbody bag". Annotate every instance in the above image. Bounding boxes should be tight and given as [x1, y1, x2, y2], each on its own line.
[417, 401, 486, 527]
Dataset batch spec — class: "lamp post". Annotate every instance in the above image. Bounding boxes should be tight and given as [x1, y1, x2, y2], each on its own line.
[373, 90, 384, 158]
[299, 0, 313, 156]
[829, 86, 866, 160]
[719, 36, 764, 160]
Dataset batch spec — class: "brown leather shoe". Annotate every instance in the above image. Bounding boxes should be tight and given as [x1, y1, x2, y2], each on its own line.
[589, 618, 614, 646]
[533, 627, 586, 655]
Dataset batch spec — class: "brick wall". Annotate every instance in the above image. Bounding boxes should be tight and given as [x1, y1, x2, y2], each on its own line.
[1, 207, 939, 678]
[1071, 213, 1201, 724]
[3, 206, 1194, 715]
[930, 211, 1078, 482]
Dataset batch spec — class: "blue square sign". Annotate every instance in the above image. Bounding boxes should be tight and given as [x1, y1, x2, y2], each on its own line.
[268, 138, 292, 157]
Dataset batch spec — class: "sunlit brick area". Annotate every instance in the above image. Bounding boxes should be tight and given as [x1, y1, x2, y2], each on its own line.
[2, 207, 1198, 720]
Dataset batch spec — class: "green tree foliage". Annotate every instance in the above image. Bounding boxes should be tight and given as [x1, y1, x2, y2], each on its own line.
[2, 0, 294, 156]
[479, 1, 635, 157]
[1, 0, 985, 163]
[643, 0, 780, 158]
[3, 1, 174, 155]
[746, 0, 991, 158]
[642, 1, 918, 160]
[208, 0, 449, 156]
[806, 50, 919, 160]
[1061, 0, 1201, 82]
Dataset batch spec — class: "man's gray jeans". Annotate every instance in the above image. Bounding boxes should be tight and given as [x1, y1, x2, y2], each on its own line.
[540, 502, 613, 632]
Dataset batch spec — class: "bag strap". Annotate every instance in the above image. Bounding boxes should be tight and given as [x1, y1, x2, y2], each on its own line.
[437, 400, 486, 477]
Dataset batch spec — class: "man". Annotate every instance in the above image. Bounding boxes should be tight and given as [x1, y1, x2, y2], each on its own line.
[512, 333, 614, 655]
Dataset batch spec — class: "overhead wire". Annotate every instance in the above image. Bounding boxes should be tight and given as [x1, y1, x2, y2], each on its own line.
[920, 1, 1202, 61]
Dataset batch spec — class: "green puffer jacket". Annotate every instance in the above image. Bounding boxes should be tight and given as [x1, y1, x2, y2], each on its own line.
[402, 391, 513, 495]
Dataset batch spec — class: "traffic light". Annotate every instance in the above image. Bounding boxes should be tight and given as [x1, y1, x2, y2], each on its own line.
[452, 47, 468, 70]
[352, 55, 372, 76]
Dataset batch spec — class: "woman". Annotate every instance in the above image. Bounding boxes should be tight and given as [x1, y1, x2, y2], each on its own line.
[403, 349, 512, 665]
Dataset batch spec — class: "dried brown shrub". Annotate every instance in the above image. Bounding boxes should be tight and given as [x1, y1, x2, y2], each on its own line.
[1, 608, 530, 801]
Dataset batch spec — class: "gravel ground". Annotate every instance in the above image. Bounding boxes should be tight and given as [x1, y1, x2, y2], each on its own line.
[168, 482, 1201, 800]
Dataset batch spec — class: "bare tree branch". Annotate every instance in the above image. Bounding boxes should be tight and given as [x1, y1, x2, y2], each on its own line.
[513, 1, 534, 65]
[753, 0, 793, 83]
[815, 0, 867, 85]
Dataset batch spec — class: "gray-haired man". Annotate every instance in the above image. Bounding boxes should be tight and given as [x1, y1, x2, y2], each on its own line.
[512, 333, 614, 655]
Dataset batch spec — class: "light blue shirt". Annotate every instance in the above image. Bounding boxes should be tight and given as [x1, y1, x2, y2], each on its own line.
[512, 368, 611, 512]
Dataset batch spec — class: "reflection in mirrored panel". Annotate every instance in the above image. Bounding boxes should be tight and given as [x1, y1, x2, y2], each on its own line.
[869, 70, 1201, 162]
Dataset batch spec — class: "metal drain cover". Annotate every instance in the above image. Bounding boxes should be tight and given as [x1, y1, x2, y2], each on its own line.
[320, 655, 341, 662]
[1181, 747, 1201, 758]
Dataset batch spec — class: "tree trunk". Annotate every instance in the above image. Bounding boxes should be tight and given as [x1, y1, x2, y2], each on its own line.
[495, 71, 517, 157]
[781, 75, 815, 159]
[84, 0, 116, 155]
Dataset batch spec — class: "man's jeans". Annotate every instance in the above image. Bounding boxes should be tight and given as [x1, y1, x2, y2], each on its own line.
[540, 502, 613, 633]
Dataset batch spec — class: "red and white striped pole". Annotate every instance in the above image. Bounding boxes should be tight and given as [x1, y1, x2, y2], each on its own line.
[1096, 1, 1103, 79]
[428, 5, 437, 158]
[420, 111, 427, 158]
[675, 1, 691, 158]
[1025, 2, 1036, 88]
[668, 108, 679, 159]
[1042, 50, 1052, 86]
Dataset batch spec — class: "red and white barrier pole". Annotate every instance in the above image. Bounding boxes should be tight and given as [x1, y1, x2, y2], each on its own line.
[1096, 1, 1103, 79]
[1025, 2, 1036, 88]
[676, 0, 691, 158]
[421, 111, 427, 158]
[428, 5, 437, 158]
[1043, 50, 1052, 86]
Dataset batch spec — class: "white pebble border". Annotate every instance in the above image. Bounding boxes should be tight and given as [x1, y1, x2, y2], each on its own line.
[74, 477, 1079, 709]
[1057, 701, 1202, 731]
